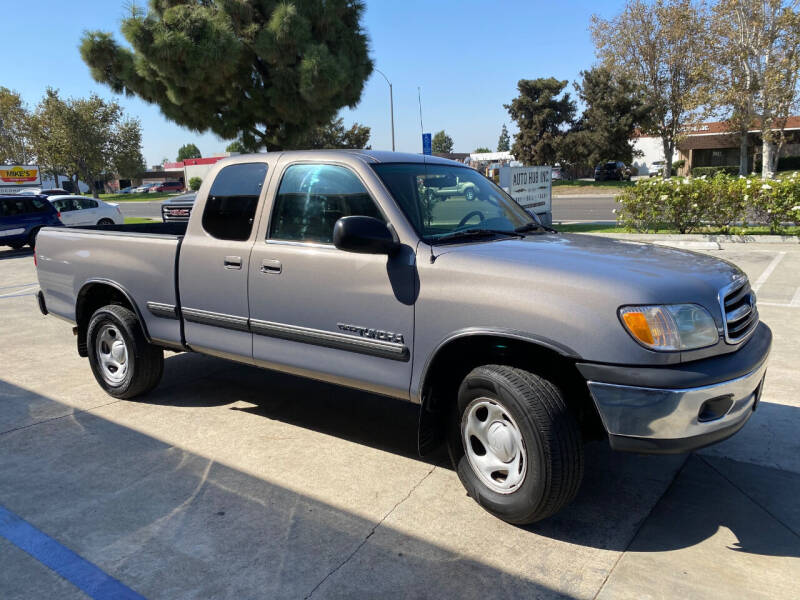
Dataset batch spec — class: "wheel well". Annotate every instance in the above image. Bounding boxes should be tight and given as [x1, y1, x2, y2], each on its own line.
[418, 335, 604, 456]
[75, 283, 140, 356]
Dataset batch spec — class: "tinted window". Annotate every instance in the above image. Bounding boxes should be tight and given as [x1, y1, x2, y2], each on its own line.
[269, 164, 383, 244]
[0, 198, 32, 216]
[28, 198, 52, 212]
[78, 198, 98, 209]
[202, 163, 268, 241]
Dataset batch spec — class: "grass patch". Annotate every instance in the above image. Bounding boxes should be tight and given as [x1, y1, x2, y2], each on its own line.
[555, 222, 800, 235]
[100, 192, 173, 202]
[123, 217, 161, 224]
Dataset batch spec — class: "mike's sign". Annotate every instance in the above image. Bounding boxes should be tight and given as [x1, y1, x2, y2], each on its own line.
[0, 165, 41, 185]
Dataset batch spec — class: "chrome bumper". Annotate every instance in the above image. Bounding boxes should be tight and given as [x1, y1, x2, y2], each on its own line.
[587, 360, 768, 453]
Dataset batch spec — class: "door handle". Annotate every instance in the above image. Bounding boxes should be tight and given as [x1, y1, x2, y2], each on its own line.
[260, 258, 282, 274]
[224, 256, 242, 270]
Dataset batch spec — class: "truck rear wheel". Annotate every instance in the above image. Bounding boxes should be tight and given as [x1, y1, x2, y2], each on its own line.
[86, 304, 163, 399]
[447, 365, 584, 524]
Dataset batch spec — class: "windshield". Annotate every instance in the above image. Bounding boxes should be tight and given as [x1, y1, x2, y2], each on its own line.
[371, 163, 536, 241]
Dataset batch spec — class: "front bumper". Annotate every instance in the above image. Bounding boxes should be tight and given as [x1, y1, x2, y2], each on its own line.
[579, 322, 771, 454]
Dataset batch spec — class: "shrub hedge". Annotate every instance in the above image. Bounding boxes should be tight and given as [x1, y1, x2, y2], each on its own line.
[616, 172, 800, 233]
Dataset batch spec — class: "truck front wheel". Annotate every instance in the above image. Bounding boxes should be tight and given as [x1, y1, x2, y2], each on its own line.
[86, 304, 164, 399]
[447, 365, 584, 524]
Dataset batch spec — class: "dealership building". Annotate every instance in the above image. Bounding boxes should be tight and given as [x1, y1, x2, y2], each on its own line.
[633, 117, 800, 175]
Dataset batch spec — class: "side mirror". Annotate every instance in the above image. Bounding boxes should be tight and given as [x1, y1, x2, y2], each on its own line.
[333, 216, 400, 255]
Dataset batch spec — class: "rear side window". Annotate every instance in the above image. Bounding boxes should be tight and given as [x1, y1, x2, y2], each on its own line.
[269, 164, 383, 244]
[28, 198, 52, 212]
[202, 163, 268, 241]
[78, 198, 98, 209]
[0, 198, 32, 216]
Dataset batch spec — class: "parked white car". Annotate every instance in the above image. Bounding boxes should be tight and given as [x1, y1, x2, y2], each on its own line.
[48, 196, 124, 226]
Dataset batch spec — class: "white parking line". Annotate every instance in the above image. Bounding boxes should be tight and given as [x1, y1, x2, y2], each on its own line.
[0, 286, 37, 299]
[791, 287, 800, 307]
[752, 251, 786, 293]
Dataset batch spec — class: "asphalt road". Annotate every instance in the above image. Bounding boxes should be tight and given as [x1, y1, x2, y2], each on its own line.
[551, 194, 618, 223]
[119, 194, 620, 223]
[117, 200, 164, 219]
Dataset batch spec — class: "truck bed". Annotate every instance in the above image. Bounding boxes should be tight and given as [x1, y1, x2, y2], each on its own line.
[36, 222, 187, 349]
[67, 221, 188, 237]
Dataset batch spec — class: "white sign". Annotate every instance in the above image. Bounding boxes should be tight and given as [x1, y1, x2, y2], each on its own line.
[504, 166, 551, 214]
[0, 165, 41, 186]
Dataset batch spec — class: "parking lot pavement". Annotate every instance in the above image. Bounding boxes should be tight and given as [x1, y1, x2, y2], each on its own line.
[1, 242, 799, 599]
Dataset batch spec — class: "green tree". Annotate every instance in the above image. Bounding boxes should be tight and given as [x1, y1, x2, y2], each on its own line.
[711, 0, 800, 178]
[505, 78, 576, 165]
[432, 130, 454, 154]
[293, 117, 371, 149]
[80, 0, 373, 151]
[0, 87, 34, 165]
[592, 0, 711, 178]
[29, 89, 145, 198]
[474, 146, 492, 153]
[225, 140, 248, 153]
[176, 143, 201, 161]
[497, 124, 510, 152]
[561, 67, 650, 168]
[189, 176, 202, 191]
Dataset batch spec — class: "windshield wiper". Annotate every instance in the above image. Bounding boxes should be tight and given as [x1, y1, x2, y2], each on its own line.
[515, 222, 557, 234]
[431, 228, 524, 244]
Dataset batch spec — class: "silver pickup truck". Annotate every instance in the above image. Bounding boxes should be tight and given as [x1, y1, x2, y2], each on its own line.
[35, 151, 771, 524]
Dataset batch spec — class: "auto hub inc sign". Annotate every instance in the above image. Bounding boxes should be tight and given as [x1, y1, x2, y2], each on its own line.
[499, 165, 552, 225]
[0, 165, 41, 188]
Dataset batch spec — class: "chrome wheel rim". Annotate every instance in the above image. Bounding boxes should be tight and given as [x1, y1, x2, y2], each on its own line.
[461, 397, 526, 494]
[96, 323, 128, 385]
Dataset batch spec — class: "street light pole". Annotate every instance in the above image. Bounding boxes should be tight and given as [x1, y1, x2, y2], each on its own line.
[375, 68, 395, 151]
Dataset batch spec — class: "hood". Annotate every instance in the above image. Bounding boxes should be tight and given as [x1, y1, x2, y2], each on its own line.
[430, 233, 743, 313]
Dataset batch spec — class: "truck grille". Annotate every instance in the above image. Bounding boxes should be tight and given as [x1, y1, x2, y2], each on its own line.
[721, 278, 758, 344]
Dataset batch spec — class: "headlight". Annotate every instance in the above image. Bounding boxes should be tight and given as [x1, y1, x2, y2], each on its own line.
[619, 304, 719, 351]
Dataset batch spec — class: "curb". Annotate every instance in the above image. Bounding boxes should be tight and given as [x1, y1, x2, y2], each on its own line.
[552, 194, 619, 199]
[581, 232, 800, 248]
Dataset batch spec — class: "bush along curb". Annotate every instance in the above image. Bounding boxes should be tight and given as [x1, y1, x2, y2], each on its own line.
[615, 172, 800, 234]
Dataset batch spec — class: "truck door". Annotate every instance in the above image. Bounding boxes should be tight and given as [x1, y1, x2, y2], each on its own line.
[248, 161, 415, 399]
[178, 161, 269, 362]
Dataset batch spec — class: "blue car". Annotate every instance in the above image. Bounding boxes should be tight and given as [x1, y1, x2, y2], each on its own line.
[0, 195, 63, 249]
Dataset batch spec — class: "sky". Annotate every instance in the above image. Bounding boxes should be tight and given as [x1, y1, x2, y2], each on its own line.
[4, 0, 627, 166]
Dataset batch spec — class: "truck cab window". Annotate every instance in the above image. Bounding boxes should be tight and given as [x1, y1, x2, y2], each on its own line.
[202, 162, 268, 241]
[269, 164, 383, 244]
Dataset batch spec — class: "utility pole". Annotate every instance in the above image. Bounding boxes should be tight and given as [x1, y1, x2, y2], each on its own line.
[418, 86, 424, 134]
[374, 69, 395, 151]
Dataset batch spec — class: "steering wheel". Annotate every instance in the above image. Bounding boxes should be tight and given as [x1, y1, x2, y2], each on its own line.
[457, 210, 485, 228]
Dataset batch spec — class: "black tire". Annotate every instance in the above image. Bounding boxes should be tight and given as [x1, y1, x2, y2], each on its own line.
[97, 218, 114, 226]
[86, 304, 164, 399]
[464, 187, 476, 201]
[447, 364, 584, 524]
[8, 242, 25, 250]
[27, 227, 40, 248]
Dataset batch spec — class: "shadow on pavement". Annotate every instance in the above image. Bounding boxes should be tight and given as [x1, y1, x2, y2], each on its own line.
[145, 353, 800, 558]
[0, 377, 574, 599]
[0, 247, 32, 261]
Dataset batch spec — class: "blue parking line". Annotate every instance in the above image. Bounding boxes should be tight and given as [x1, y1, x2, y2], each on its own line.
[0, 505, 145, 600]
